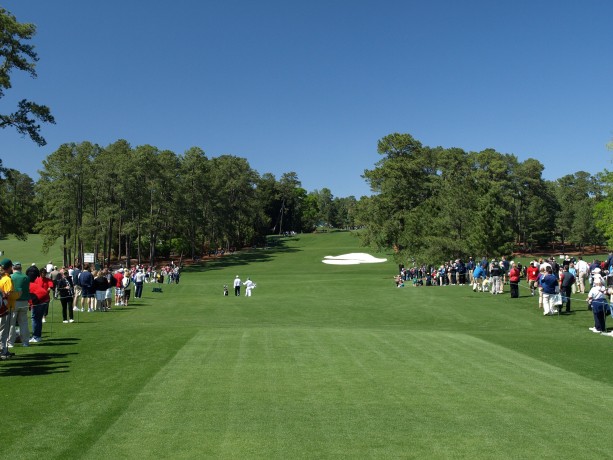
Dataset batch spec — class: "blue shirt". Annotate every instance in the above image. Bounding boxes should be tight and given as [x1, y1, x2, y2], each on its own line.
[79, 270, 93, 288]
[541, 274, 558, 295]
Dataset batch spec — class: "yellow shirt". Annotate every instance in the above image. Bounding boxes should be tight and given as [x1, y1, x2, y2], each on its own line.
[0, 273, 18, 311]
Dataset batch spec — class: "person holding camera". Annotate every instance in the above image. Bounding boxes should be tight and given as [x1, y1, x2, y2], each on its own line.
[56, 271, 75, 322]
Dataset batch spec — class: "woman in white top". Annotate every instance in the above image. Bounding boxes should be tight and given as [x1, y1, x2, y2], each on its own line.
[587, 279, 608, 333]
[122, 269, 132, 307]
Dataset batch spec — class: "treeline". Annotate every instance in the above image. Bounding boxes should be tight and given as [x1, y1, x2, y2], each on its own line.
[0, 140, 358, 266]
[1, 133, 610, 268]
[357, 133, 608, 263]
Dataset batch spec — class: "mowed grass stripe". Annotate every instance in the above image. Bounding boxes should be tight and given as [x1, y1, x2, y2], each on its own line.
[81, 331, 225, 459]
[82, 327, 613, 459]
[4, 232, 613, 458]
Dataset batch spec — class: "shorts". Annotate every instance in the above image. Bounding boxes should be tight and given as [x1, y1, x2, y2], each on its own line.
[74, 285, 82, 296]
[82, 286, 94, 298]
[115, 287, 123, 296]
[105, 288, 113, 299]
[123, 290, 131, 300]
[95, 291, 106, 302]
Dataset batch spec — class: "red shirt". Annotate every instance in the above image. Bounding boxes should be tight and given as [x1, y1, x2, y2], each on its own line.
[527, 265, 539, 281]
[30, 277, 53, 304]
[113, 272, 124, 289]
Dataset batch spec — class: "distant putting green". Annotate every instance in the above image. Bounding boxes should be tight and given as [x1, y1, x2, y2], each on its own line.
[1, 231, 613, 458]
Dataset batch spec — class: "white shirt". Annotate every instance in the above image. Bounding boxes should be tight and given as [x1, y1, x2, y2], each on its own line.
[233, 277, 241, 287]
[243, 279, 254, 289]
[577, 260, 589, 274]
[588, 285, 606, 301]
[592, 273, 604, 286]
[122, 276, 132, 290]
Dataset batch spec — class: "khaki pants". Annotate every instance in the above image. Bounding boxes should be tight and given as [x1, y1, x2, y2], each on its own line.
[577, 272, 588, 293]
[0, 312, 11, 353]
[9, 300, 30, 345]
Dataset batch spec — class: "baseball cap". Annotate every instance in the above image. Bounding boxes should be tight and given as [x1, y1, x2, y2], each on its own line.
[0, 258, 13, 269]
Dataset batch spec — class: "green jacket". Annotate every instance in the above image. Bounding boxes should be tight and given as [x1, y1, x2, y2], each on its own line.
[11, 270, 31, 302]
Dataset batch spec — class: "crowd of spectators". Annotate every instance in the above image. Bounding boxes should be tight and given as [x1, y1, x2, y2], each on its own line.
[396, 254, 613, 337]
[0, 258, 181, 360]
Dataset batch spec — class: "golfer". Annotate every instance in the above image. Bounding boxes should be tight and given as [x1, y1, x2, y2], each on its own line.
[233, 275, 241, 296]
[243, 278, 255, 297]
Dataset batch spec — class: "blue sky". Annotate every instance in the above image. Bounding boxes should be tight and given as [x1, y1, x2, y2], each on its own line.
[2, 0, 612, 197]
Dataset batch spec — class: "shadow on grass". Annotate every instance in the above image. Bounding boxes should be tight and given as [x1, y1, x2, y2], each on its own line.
[36, 337, 82, 346]
[183, 235, 301, 273]
[0, 351, 77, 376]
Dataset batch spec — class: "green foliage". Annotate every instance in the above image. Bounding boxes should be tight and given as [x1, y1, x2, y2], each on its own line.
[0, 7, 54, 146]
[361, 133, 604, 264]
[595, 170, 613, 247]
[556, 172, 603, 250]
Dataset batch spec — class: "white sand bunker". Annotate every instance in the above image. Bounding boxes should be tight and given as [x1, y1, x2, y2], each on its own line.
[322, 253, 388, 265]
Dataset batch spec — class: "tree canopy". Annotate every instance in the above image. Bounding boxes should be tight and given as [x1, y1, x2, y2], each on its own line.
[358, 133, 605, 264]
[0, 7, 54, 146]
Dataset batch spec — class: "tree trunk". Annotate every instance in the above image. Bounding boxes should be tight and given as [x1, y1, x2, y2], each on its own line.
[63, 233, 68, 267]
[117, 215, 122, 265]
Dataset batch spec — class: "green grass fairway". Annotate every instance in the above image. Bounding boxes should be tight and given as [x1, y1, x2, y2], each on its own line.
[2, 232, 613, 459]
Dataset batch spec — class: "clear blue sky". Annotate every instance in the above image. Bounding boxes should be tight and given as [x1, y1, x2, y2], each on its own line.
[2, 0, 612, 198]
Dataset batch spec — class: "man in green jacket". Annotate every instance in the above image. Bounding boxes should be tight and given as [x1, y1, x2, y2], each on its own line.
[9, 262, 31, 347]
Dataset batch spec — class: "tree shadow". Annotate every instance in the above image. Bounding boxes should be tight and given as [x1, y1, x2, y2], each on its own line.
[0, 351, 78, 376]
[183, 235, 300, 273]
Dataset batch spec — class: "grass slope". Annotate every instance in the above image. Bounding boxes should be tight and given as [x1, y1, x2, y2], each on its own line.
[2, 232, 613, 459]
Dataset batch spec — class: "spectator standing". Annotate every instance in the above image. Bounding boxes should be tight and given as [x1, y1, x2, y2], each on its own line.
[8, 262, 30, 347]
[489, 260, 501, 295]
[540, 266, 559, 316]
[466, 257, 475, 285]
[49, 265, 60, 283]
[122, 270, 132, 306]
[26, 263, 39, 282]
[560, 265, 576, 313]
[55, 271, 74, 322]
[587, 279, 608, 333]
[501, 256, 510, 286]
[113, 269, 124, 306]
[589, 260, 600, 286]
[38, 268, 53, 323]
[606, 252, 613, 274]
[0, 260, 18, 359]
[509, 262, 520, 298]
[576, 257, 590, 294]
[79, 265, 95, 312]
[457, 260, 467, 285]
[527, 261, 540, 296]
[568, 262, 578, 294]
[30, 268, 53, 343]
[72, 264, 82, 311]
[550, 257, 560, 280]
[134, 269, 145, 298]
[592, 268, 604, 288]
[93, 270, 109, 311]
[106, 269, 117, 310]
